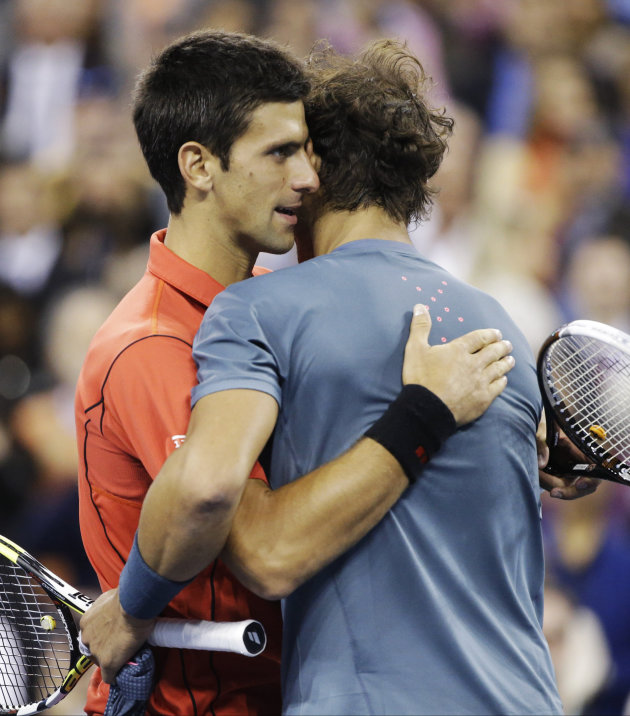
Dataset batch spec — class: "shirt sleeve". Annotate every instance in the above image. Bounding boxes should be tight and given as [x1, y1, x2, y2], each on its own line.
[192, 289, 282, 409]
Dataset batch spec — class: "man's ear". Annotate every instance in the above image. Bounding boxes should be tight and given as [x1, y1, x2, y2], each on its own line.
[177, 141, 220, 193]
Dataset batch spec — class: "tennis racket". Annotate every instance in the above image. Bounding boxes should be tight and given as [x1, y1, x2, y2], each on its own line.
[537, 319, 630, 486]
[0, 534, 266, 715]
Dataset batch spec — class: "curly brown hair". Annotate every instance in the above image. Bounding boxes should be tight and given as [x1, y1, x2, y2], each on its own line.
[304, 39, 453, 225]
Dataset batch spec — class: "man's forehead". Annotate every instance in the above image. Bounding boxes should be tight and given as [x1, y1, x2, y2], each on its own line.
[242, 100, 308, 143]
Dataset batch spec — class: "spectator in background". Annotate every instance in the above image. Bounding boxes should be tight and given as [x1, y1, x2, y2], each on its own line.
[0, 281, 39, 528]
[260, 0, 321, 57]
[0, 160, 62, 302]
[409, 101, 484, 281]
[563, 231, 630, 332]
[99, 0, 201, 91]
[0, 411, 37, 533]
[47, 91, 156, 292]
[543, 579, 612, 715]
[9, 285, 116, 589]
[196, 0, 260, 36]
[421, 0, 505, 118]
[0, 281, 37, 392]
[0, 0, 108, 170]
[527, 53, 602, 204]
[580, 16, 630, 201]
[455, 47, 624, 352]
[557, 125, 624, 262]
[543, 484, 630, 715]
[485, 0, 605, 138]
[455, 135, 564, 353]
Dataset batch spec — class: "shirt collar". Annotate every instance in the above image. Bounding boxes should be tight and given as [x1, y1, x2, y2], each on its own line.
[147, 229, 225, 308]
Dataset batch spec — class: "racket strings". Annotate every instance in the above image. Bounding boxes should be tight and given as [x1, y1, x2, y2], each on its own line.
[545, 336, 630, 463]
[554, 361, 630, 449]
[0, 561, 72, 710]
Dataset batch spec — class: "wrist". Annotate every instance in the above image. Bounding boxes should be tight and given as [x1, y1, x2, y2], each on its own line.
[365, 384, 456, 482]
[118, 533, 194, 620]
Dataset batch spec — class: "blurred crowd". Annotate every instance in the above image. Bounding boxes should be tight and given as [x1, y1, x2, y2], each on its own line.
[0, 0, 629, 713]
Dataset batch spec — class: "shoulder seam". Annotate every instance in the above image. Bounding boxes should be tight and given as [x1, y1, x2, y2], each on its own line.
[83, 334, 193, 435]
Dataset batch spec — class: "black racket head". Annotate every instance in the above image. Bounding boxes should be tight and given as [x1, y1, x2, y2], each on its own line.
[0, 542, 86, 714]
[537, 319, 630, 486]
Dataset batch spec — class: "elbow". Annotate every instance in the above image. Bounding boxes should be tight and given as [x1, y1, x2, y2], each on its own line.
[189, 482, 244, 518]
[247, 568, 298, 602]
[174, 454, 247, 522]
[223, 539, 304, 601]
[175, 481, 242, 526]
[243, 572, 300, 602]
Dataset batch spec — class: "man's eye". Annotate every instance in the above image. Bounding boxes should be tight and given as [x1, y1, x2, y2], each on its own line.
[272, 146, 294, 158]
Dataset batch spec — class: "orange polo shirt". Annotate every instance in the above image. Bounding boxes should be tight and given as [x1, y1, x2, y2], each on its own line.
[76, 229, 281, 716]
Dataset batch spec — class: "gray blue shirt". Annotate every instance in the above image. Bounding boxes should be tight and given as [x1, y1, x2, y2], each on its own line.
[192, 240, 562, 715]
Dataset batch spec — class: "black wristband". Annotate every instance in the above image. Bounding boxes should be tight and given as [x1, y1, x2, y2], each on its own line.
[365, 384, 457, 482]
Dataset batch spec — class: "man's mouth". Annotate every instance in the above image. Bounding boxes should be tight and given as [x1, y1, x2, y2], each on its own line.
[274, 205, 298, 225]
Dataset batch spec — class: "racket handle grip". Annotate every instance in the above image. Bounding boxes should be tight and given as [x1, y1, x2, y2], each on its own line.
[148, 618, 266, 657]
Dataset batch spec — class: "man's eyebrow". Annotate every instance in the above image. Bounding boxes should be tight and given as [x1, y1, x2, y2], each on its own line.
[265, 134, 311, 153]
[265, 140, 303, 154]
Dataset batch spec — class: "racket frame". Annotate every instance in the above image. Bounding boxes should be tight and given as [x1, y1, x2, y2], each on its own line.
[0, 534, 93, 714]
[537, 319, 630, 486]
[0, 535, 266, 715]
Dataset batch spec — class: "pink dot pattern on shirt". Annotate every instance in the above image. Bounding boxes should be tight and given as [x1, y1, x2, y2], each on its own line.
[402, 276, 465, 343]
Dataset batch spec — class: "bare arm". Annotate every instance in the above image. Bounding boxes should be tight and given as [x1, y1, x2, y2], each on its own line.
[222, 304, 515, 599]
[222, 436, 407, 599]
[136, 388, 278, 579]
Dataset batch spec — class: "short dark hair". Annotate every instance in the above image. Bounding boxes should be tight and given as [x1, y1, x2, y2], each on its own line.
[304, 40, 453, 225]
[132, 30, 309, 214]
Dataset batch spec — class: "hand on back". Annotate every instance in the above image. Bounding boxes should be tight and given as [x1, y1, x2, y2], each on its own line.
[402, 304, 514, 427]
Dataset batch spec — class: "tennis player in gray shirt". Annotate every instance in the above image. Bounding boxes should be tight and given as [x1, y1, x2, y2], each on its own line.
[189, 42, 563, 714]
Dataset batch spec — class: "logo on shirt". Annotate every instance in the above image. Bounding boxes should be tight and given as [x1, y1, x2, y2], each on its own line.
[171, 434, 186, 449]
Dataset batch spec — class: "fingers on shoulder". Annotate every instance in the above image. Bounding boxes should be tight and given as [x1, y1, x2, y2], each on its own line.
[457, 327, 503, 353]
[489, 373, 508, 399]
[487, 354, 515, 381]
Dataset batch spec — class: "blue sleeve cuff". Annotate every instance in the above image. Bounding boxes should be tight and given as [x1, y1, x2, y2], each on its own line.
[118, 533, 194, 619]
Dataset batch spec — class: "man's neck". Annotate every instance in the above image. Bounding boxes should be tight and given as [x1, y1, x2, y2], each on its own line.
[311, 207, 412, 257]
[164, 211, 256, 287]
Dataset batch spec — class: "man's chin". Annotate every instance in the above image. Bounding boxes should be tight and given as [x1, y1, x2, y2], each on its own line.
[260, 233, 296, 256]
